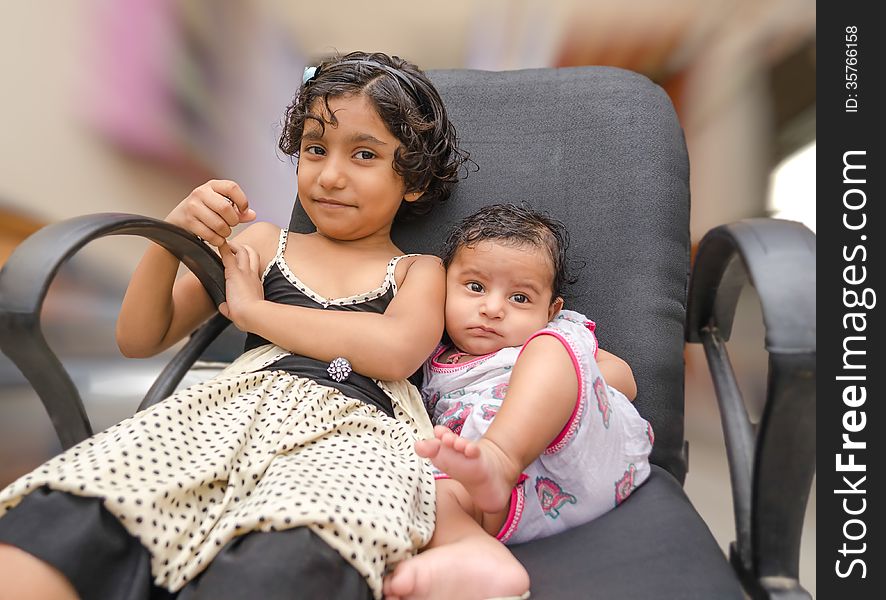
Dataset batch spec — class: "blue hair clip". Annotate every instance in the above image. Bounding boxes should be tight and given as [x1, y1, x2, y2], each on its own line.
[302, 66, 318, 85]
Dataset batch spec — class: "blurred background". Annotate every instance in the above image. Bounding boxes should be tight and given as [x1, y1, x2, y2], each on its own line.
[1, 0, 815, 594]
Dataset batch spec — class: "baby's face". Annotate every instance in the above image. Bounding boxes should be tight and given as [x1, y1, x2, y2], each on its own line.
[445, 241, 562, 356]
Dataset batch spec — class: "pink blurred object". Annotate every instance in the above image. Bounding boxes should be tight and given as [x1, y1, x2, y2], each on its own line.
[85, 0, 183, 160]
[82, 0, 305, 225]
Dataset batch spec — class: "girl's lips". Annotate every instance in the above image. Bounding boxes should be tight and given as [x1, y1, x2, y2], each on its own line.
[314, 197, 352, 208]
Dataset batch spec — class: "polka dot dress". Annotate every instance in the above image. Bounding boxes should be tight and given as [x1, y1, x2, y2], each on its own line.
[0, 366, 436, 597]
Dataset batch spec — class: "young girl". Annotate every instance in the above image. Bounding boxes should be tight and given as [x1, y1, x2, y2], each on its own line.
[383, 204, 654, 600]
[0, 51, 467, 600]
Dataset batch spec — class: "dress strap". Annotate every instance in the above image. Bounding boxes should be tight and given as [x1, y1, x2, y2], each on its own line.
[386, 253, 421, 294]
[276, 228, 290, 257]
[261, 228, 289, 280]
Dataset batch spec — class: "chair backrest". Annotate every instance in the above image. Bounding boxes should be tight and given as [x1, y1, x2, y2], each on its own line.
[291, 67, 690, 482]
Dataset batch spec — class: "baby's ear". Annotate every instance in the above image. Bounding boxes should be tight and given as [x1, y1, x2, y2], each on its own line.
[548, 297, 564, 320]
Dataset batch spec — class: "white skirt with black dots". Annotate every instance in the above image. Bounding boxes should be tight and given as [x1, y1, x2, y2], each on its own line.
[0, 345, 437, 598]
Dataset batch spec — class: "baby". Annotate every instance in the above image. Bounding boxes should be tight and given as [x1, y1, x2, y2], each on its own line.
[384, 203, 654, 600]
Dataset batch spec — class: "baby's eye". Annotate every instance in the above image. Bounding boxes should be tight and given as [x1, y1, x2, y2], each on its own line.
[510, 293, 529, 304]
[304, 145, 325, 156]
[467, 282, 484, 293]
[354, 150, 376, 160]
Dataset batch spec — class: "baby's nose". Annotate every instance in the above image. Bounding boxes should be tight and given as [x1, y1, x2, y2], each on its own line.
[481, 296, 505, 318]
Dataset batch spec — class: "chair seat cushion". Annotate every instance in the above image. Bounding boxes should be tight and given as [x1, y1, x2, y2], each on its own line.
[510, 466, 744, 599]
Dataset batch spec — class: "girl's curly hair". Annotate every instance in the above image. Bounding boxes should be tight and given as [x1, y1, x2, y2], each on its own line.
[279, 51, 470, 221]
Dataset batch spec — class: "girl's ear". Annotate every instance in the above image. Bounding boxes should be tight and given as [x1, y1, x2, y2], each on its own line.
[548, 296, 564, 320]
[404, 191, 424, 203]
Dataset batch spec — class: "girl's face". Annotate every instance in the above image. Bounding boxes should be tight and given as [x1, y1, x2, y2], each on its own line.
[297, 94, 416, 242]
[445, 241, 564, 356]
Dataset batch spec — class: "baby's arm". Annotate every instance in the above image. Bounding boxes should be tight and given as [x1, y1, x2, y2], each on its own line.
[222, 254, 446, 381]
[116, 180, 258, 357]
[417, 334, 578, 514]
[595, 348, 637, 400]
[476, 335, 635, 464]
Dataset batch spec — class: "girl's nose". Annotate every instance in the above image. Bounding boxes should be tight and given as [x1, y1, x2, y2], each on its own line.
[317, 156, 346, 189]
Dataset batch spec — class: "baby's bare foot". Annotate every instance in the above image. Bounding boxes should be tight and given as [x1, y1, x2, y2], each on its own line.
[416, 426, 519, 514]
[382, 536, 529, 600]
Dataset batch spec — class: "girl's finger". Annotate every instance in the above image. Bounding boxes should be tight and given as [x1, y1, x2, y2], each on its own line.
[239, 207, 257, 223]
[192, 203, 233, 240]
[225, 241, 251, 270]
[234, 243, 252, 271]
[191, 221, 227, 248]
[210, 193, 242, 228]
[244, 244, 260, 274]
[219, 243, 237, 268]
[210, 179, 250, 215]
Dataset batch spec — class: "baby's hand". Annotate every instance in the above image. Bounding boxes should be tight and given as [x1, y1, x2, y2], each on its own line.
[218, 241, 264, 331]
[167, 179, 257, 247]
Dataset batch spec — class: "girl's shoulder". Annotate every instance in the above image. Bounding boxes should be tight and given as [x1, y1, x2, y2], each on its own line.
[391, 253, 444, 290]
[234, 220, 282, 244]
[232, 221, 283, 267]
[395, 253, 443, 271]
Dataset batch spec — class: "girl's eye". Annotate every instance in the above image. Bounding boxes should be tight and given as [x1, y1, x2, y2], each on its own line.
[511, 294, 529, 304]
[354, 150, 376, 160]
[304, 145, 325, 156]
[467, 282, 484, 293]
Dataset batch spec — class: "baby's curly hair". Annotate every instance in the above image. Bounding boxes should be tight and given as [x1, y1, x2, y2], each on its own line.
[279, 51, 469, 220]
[442, 203, 578, 301]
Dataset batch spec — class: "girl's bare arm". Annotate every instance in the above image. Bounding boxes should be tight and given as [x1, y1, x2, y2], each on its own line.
[116, 180, 259, 358]
[220, 246, 445, 381]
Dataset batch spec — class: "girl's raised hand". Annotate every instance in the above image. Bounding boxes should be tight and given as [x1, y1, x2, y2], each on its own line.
[218, 241, 264, 331]
[167, 180, 257, 247]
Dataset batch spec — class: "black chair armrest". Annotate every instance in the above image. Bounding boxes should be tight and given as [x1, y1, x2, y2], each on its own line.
[685, 218, 815, 599]
[0, 213, 229, 449]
